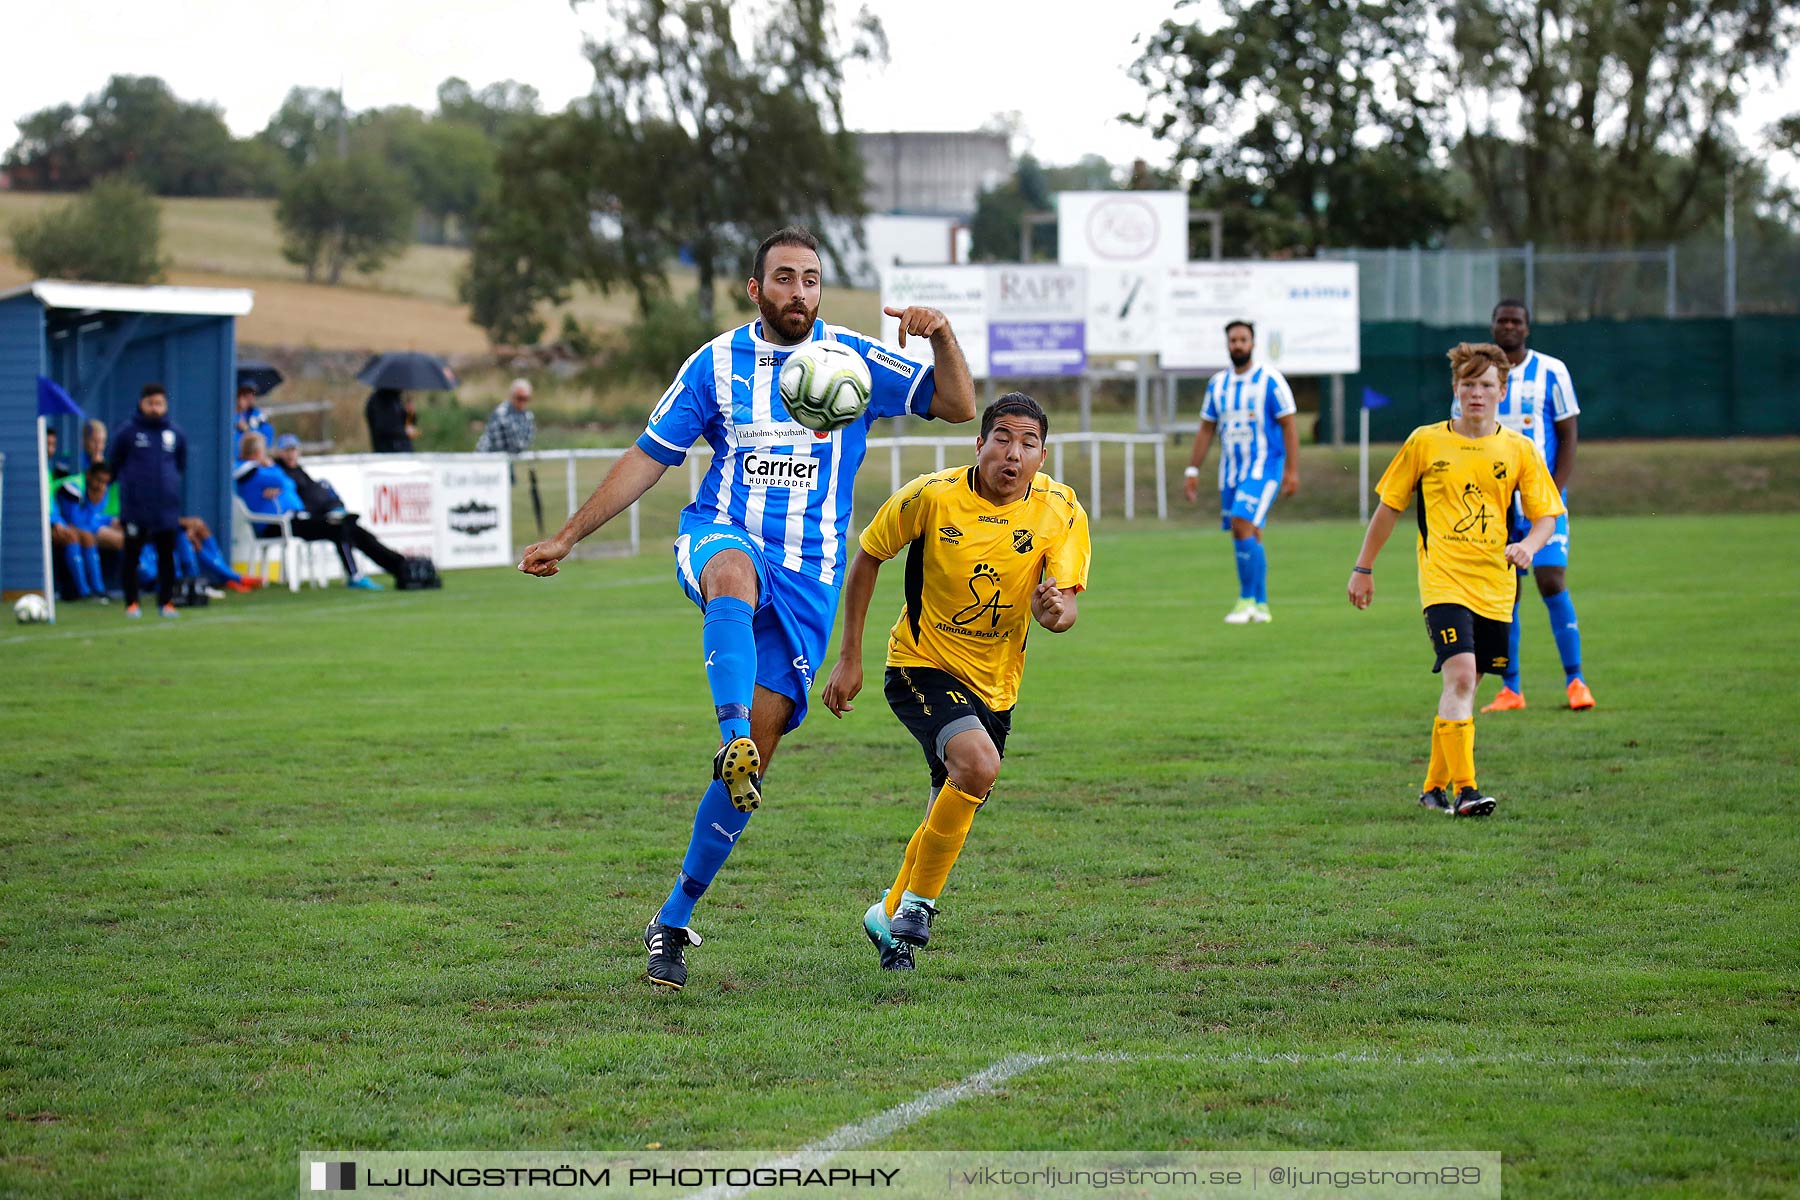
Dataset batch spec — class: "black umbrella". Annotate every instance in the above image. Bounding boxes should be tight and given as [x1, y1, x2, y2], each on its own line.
[356, 352, 457, 392]
[236, 361, 284, 396]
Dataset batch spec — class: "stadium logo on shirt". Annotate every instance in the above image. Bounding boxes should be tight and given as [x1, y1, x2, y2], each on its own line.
[1012, 530, 1034, 553]
[1492, 460, 1508, 480]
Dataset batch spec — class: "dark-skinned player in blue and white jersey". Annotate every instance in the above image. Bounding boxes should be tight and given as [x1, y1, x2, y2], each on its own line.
[519, 226, 977, 990]
[1456, 300, 1595, 713]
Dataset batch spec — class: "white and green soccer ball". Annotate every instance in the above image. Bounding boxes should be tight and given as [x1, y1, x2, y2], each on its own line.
[13, 593, 50, 623]
[779, 341, 873, 432]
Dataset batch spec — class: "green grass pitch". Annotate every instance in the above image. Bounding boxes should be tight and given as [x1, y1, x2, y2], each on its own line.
[3, 514, 1796, 1197]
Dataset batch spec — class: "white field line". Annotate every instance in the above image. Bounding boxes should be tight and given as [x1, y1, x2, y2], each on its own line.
[685, 1053, 1055, 1200]
[682, 1047, 1800, 1200]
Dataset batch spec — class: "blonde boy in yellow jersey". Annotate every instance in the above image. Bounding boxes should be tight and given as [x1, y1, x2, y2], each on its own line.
[1348, 343, 1564, 818]
[823, 393, 1091, 971]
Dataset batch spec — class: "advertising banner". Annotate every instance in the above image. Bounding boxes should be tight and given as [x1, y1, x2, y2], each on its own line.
[1160, 261, 1361, 374]
[877, 265, 988, 378]
[987, 265, 1087, 377]
[1058, 191, 1188, 356]
[280, 454, 515, 577]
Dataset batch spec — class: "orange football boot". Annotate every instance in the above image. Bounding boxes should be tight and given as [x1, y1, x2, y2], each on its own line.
[1481, 687, 1527, 713]
[1566, 679, 1595, 710]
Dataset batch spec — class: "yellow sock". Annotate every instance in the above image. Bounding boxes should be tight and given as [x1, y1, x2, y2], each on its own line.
[1441, 718, 1477, 791]
[1424, 719, 1452, 792]
[898, 781, 984, 905]
[885, 822, 927, 918]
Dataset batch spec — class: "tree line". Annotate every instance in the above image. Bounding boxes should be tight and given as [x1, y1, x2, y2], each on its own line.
[5, 74, 539, 285]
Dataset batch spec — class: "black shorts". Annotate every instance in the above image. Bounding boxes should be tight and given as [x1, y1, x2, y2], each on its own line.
[884, 665, 1013, 790]
[1423, 604, 1512, 676]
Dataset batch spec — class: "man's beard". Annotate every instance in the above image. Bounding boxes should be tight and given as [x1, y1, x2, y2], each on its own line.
[1229, 350, 1252, 368]
[759, 294, 817, 342]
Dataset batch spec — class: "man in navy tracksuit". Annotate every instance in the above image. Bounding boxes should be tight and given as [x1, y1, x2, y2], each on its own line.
[108, 382, 187, 618]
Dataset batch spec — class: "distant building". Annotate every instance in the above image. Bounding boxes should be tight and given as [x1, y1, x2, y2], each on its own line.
[857, 131, 1011, 218]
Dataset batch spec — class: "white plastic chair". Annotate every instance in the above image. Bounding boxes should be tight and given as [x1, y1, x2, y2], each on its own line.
[232, 496, 330, 592]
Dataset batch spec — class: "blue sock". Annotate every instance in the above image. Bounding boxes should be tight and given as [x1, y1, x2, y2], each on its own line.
[63, 543, 94, 596]
[1232, 537, 1256, 600]
[174, 538, 199, 580]
[658, 780, 750, 927]
[1248, 539, 1268, 604]
[137, 547, 158, 589]
[1503, 597, 1522, 692]
[1543, 590, 1583, 683]
[702, 596, 756, 743]
[195, 535, 241, 583]
[83, 545, 105, 595]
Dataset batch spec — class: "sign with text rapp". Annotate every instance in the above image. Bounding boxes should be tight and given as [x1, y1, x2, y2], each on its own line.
[1160, 262, 1360, 374]
[879, 265, 1086, 380]
[987, 265, 1086, 377]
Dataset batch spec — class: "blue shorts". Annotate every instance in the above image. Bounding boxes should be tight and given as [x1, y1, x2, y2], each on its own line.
[1508, 491, 1570, 570]
[673, 518, 840, 732]
[1219, 476, 1282, 531]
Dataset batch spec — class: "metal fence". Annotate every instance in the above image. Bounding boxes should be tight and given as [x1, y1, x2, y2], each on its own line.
[1324, 236, 1800, 323]
[513, 433, 1173, 558]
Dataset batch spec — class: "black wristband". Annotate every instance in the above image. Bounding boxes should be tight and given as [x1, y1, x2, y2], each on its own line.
[1351, 566, 1372, 575]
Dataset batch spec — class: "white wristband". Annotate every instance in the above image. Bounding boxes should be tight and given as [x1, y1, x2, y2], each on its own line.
[1183, 466, 1200, 479]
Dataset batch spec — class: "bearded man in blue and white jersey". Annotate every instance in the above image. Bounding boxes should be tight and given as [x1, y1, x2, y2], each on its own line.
[1182, 320, 1300, 624]
[1467, 300, 1595, 713]
[519, 225, 976, 990]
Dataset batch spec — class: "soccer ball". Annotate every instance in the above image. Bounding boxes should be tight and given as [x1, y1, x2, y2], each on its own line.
[13, 593, 50, 623]
[779, 342, 873, 432]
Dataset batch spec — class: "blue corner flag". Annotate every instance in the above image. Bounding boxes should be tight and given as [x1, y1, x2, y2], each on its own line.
[1361, 386, 1392, 410]
[36, 376, 83, 420]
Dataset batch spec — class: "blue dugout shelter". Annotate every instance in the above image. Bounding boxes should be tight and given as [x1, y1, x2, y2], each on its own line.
[0, 281, 253, 600]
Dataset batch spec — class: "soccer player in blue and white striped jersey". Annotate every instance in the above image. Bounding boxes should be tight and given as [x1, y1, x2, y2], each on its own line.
[518, 226, 976, 989]
[1182, 320, 1300, 624]
[1460, 300, 1594, 713]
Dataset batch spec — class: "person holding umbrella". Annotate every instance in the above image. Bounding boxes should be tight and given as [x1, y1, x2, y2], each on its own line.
[359, 352, 456, 453]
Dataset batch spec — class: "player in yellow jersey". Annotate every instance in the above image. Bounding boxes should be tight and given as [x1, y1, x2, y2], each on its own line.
[823, 393, 1091, 970]
[1347, 343, 1565, 817]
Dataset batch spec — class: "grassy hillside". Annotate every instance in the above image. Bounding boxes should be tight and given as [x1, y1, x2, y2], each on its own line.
[0, 193, 883, 353]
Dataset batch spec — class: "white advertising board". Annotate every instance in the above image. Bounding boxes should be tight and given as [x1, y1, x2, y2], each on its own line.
[279, 454, 514, 578]
[1057, 191, 1189, 267]
[1059, 191, 1188, 356]
[1160, 262, 1361, 374]
[878, 265, 988, 379]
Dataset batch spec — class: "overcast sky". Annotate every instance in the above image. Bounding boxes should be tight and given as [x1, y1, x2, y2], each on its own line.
[5, 0, 1794, 179]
